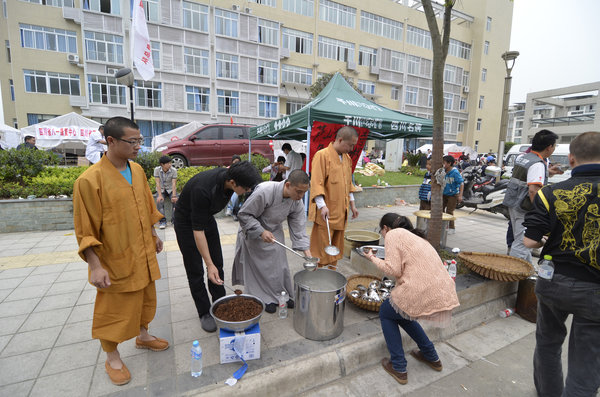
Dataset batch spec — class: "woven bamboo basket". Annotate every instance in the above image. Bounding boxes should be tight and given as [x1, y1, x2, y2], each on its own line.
[347, 274, 382, 312]
[458, 251, 535, 282]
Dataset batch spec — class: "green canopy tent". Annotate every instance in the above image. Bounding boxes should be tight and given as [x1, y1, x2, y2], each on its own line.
[250, 72, 433, 143]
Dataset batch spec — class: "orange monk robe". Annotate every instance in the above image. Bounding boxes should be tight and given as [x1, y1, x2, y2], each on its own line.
[309, 143, 358, 265]
[73, 156, 163, 343]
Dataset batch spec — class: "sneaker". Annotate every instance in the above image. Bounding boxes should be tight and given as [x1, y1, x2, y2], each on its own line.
[159, 224, 166, 229]
[447, 229, 455, 235]
[200, 313, 217, 332]
[265, 303, 277, 313]
[410, 350, 443, 372]
[287, 299, 295, 309]
[225, 208, 233, 216]
[381, 358, 407, 385]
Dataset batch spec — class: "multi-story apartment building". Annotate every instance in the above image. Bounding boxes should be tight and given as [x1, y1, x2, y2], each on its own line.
[521, 82, 599, 144]
[0, 0, 513, 150]
[507, 102, 524, 143]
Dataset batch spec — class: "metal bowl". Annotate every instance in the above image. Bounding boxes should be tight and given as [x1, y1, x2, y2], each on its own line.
[209, 293, 265, 332]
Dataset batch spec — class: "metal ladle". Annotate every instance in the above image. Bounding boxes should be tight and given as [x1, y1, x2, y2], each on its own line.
[324, 216, 340, 256]
[272, 239, 319, 271]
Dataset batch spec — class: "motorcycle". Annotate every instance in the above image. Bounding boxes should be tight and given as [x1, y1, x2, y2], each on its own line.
[457, 165, 509, 218]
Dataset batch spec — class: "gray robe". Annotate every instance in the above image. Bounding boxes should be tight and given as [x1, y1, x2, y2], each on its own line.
[232, 181, 310, 304]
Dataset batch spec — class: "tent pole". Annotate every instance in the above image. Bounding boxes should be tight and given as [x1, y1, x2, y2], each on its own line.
[304, 108, 311, 213]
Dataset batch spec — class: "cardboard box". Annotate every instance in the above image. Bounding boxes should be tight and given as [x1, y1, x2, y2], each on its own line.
[219, 323, 261, 364]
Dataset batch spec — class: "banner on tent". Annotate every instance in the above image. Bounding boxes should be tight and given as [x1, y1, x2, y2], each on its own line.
[310, 121, 369, 172]
[36, 126, 97, 139]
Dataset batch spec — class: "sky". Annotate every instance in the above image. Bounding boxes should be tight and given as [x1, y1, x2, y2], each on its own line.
[509, 0, 600, 104]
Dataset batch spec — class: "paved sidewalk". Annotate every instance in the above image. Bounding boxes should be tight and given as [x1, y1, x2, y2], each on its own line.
[0, 205, 514, 396]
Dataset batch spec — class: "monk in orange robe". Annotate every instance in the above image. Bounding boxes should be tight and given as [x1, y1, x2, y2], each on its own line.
[309, 126, 359, 269]
[73, 117, 169, 386]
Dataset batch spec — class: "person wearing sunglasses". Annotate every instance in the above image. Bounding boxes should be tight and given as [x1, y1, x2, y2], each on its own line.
[73, 116, 168, 386]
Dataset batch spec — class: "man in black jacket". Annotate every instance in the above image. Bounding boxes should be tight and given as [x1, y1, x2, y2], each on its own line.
[524, 131, 600, 397]
[174, 161, 262, 332]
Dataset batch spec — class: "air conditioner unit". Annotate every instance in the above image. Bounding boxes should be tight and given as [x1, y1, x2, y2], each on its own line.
[107, 67, 119, 76]
[231, 4, 240, 11]
[67, 54, 79, 64]
[370, 65, 379, 75]
[346, 60, 356, 71]
[462, 86, 470, 93]
[280, 48, 290, 59]
[245, 7, 252, 13]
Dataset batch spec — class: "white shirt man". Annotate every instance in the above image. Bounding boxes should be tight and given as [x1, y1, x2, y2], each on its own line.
[280, 143, 303, 178]
[86, 126, 107, 164]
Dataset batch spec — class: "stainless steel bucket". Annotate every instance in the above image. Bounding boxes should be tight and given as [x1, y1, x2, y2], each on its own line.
[293, 269, 347, 341]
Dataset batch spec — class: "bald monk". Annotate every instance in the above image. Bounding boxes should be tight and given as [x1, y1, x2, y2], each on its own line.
[309, 126, 359, 270]
[73, 116, 169, 386]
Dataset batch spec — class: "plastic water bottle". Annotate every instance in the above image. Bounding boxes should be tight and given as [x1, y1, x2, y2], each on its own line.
[499, 308, 514, 318]
[538, 255, 555, 280]
[278, 291, 288, 319]
[191, 340, 202, 377]
[448, 260, 457, 280]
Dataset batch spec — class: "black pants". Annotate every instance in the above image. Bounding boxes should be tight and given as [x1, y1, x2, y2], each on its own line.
[174, 214, 225, 317]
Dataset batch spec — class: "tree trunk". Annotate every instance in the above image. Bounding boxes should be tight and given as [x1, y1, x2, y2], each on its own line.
[421, 0, 454, 250]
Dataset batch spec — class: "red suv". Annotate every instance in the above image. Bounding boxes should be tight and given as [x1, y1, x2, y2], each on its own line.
[159, 124, 273, 169]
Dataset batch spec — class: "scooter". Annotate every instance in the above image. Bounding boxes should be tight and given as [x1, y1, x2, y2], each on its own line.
[457, 165, 509, 219]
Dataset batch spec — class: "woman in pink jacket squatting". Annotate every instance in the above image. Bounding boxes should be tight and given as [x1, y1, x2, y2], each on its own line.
[365, 213, 460, 385]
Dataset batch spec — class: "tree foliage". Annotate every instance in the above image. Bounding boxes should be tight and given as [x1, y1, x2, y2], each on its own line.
[310, 72, 360, 98]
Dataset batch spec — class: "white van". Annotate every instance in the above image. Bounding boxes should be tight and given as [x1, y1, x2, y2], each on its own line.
[503, 143, 570, 183]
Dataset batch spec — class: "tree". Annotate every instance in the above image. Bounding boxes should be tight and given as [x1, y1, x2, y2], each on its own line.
[421, 0, 455, 249]
[310, 72, 359, 98]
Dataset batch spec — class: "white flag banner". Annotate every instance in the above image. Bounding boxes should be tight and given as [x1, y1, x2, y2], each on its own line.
[131, 0, 154, 81]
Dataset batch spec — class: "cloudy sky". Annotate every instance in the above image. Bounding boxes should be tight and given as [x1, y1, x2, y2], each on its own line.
[509, 0, 600, 104]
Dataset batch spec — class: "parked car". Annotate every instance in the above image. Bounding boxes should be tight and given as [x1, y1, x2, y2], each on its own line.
[156, 124, 274, 169]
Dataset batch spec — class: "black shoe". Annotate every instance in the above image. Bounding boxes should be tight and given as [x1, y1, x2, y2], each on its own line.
[287, 299, 295, 309]
[200, 313, 217, 332]
[265, 303, 277, 313]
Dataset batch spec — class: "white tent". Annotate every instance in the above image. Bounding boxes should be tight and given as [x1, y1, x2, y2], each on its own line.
[0, 123, 21, 149]
[152, 121, 203, 151]
[416, 143, 478, 160]
[20, 112, 102, 150]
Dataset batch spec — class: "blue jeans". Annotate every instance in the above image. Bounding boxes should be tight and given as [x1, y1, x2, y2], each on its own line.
[379, 299, 439, 372]
[534, 274, 600, 397]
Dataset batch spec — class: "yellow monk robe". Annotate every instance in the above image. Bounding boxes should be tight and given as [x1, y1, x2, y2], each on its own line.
[73, 155, 163, 344]
[309, 143, 358, 266]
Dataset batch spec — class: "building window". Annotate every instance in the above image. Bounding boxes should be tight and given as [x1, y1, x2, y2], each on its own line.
[24, 69, 80, 95]
[282, 0, 314, 17]
[135, 80, 161, 108]
[462, 71, 470, 87]
[282, 28, 313, 55]
[20, 24, 77, 54]
[215, 9, 238, 37]
[9, 79, 14, 101]
[84, 0, 119, 14]
[281, 64, 312, 85]
[484, 41, 489, 55]
[185, 47, 209, 75]
[258, 19, 279, 46]
[217, 89, 239, 114]
[444, 118, 450, 133]
[460, 97, 466, 110]
[142, 0, 159, 22]
[448, 38, 471, 60]
[186, 86, 209, 112]
[444, 64, 457, 84]
[406, 25, 432, 50]
[486, 17, 492, 31]
[318, 36, 354, 62]
[443, 93, 453, 110]
[258, 94, 278, 117]
[357, 80, 375, 95]
[5, 40, 10, 63]
[458, 121, 464, 133]
[476, 118, 482, 131]
[258, 60, 278, 85]
[407, 55, 420, 75]
[389, 50, 404, 72]
[151, 41, 160, 69]
[286, 100, 307, 114]
[27, 113, 59, 125]
[319, 0, 355, 28]
[391, 86, 400, 101]
[428, 90, 433, 107]
[88, 75, 126, 105]
[216, 52, 238, 79]
[183, 2, 208, 32]
[248, 0, 276, 6]
[358, 46, 377, 67]
[405, 86, 418, 105]
[481, 68, 487, 82]
[84, 31, 123, 64]
[479, 95, 484, 109]
[360, 11, 402, 41]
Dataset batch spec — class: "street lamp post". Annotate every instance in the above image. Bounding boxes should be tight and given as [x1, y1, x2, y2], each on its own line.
[497, 50, 519, 182]
[115, 68, 135, 122]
